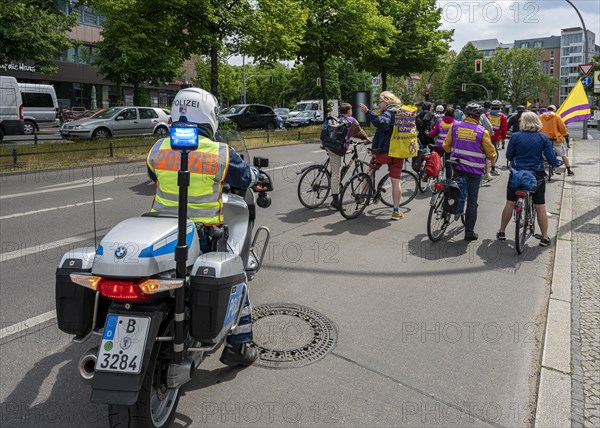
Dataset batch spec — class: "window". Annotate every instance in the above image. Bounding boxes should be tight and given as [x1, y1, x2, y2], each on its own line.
[247, 105, 258, 114]
[139, 108, 158, 119]
[22, 93, 54, 108]
[520, 42, 530, 48]
[542, 61, 549, 73]
[534, 41, 543, 48]
[77, 46, 91, 64]
[550, 50, 554, 58]
[119, 108, 137, 120]
[82, 7, 98, 25]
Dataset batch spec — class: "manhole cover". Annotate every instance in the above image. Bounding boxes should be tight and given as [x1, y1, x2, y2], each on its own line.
[250, 303, 337, 368]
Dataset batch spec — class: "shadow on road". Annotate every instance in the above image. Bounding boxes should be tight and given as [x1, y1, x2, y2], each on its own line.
[129, 180, 155, 196]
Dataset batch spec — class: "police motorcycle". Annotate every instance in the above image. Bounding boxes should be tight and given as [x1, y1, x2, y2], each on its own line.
[55, 124, 273, 427]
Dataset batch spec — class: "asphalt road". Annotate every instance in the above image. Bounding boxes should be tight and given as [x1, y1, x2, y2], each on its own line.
[0, 139, 568, 427]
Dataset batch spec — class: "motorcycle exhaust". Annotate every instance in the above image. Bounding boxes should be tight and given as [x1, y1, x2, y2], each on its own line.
[166, 357, 196, 389]
[78, 347, 98, 383]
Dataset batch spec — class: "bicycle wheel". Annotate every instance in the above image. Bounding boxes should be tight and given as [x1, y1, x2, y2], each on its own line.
[297, 165, 331, 209]
[339, 173, 372, 219]
[427, 193, 449, 242]
[399, 170, 418, 206]
[515, 209, 525, 255]
[418, 166, 431, 193]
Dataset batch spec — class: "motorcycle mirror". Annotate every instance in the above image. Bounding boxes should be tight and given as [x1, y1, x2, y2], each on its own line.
[253, 156, 269, 168]
[170, 122, 199, 151]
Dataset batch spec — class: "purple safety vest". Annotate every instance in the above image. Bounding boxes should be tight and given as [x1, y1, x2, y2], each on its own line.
[450, 121, 486, 175]
[435, 119, 453, 148]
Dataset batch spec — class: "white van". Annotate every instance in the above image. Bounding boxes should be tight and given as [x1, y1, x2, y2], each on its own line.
[18, 83, 60, 134]
[0, 76, 25, 140]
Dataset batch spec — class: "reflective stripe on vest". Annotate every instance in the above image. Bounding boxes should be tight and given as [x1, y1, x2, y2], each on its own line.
[435, 119, 452, 148]
[147, 137, 230, 225]
[450, 122, 486, 175]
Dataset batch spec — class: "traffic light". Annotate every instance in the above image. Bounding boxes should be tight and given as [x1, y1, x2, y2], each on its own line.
[475, 59, 483, 73]
[425, 91, 430, 101]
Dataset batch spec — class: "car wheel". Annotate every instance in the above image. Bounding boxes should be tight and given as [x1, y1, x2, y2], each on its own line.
[92, 128, 111, 139]
[267, 121, 276, 131]
[154, 126, 169, 138]
[23, 121, 36, 135]
[234, 122, 242, 132]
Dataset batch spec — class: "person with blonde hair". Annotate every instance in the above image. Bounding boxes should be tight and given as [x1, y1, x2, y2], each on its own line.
[358, 91, 405, 219]
[497, 112, 561, 247]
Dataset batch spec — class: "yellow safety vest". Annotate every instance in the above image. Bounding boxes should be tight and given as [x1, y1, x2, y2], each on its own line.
[147, 136, 230, 225]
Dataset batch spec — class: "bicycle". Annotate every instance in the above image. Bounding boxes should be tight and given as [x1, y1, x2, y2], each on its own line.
[514, 188, 535, 255]
[427, 159, 466, 242]
[338, 150, 419, 219]
[296, 141, 369, 208]
[416, 144, 447, 193]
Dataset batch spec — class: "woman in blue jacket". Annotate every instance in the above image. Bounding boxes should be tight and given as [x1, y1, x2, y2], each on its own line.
[496, 112, 561, 247]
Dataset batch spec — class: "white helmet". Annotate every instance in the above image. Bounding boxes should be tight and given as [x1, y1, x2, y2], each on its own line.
[435, 105, 444, 113]
[171, 87, 220, 138]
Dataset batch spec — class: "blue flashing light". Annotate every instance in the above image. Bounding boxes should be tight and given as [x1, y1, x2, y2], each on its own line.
[170, 122, 199, 151]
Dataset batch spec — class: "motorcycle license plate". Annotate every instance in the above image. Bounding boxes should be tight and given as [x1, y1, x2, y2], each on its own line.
[96, 315, 150, 375]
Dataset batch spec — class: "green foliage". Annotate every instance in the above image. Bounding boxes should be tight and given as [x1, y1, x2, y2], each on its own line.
[194, 55, 242, 106]
[443, 43, 503, 105]
[0, 0, 77, 73]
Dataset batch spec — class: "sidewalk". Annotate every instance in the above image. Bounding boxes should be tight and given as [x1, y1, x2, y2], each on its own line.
[535, 138, 600, 428]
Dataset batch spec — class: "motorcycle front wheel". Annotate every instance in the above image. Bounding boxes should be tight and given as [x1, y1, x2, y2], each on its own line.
[108, 330, 181, 427]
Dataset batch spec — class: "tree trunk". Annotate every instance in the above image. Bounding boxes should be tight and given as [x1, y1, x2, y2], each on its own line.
[381, 69, 387, 92]
[319, 59, 328, 116]
[210, 44, 219, 98]
[133, 80, 140, 106]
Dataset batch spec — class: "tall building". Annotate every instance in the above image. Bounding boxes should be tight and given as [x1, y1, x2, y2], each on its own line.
[468, 39, 512, 58]
[0, 0, 194, 110]
[513, 36, 561, 106]
[559, 27, 599, 105]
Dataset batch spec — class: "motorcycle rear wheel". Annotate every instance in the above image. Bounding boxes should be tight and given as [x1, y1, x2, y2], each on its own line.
[108, 332, 181, 427]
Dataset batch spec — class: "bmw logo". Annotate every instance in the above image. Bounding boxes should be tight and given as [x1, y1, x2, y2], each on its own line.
[115, 246, 127, 259]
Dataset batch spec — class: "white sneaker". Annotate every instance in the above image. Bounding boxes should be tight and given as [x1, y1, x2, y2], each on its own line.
[484, 173, 493, 181]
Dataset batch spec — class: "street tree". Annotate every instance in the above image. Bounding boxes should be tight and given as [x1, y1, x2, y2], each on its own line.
[0, 0, 77, 73]
[359, 0, 453, 91]
[444, 43, 504, 105]
[296, 0, 395, 115]
[92, 0, 183, 105]
[490, 47, 558, 108]
[193, 56, 242, 107]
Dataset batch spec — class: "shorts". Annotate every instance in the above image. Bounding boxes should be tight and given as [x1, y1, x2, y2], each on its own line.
[507, 172, 546, 205]
[372, 153, 404, 179]
[553, 142, 566, 157]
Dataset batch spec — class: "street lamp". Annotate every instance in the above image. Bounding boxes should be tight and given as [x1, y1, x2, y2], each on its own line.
[565, 0, 589, 138]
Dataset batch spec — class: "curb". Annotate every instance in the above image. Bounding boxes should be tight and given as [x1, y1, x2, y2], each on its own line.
[534, 148, 574, 427]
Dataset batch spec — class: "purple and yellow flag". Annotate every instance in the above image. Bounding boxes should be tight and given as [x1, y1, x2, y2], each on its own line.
[557, 80, 592, 124]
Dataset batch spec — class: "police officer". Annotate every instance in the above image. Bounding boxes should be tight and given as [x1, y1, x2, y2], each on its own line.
[443, 103, 497, 241]
[508, 105, 526, 133]
[147, 87, 260, 367]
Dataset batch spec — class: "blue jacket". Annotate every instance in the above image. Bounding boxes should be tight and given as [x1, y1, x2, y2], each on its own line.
[365, 105, 398, 154]
[506, 131, 561, 172]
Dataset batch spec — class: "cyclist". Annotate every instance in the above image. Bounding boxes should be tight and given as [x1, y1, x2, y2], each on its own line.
[434, 105, 445, 121]
[328, 103, 371, 209]
[443, 102, 497, 241]
[496, 112, 561, 247]
[454, 105, 465, 121]
[540, 105, 573, 176]
[508, 105, 526, 133]
[485, 100, 508, 177]
[428, 106, 455, 177]
[358, 91, 405, 220]
[416, 102, 435, 146]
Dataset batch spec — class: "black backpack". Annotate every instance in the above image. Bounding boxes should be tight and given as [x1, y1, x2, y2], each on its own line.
[320, 116, 352, 155]
[416, 110, 433, 134]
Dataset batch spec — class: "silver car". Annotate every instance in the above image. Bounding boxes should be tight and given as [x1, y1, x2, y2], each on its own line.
[60, 106, 171, 140]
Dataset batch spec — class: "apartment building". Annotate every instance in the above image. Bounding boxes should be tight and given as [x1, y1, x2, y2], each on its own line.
[559, 27, 599, 105]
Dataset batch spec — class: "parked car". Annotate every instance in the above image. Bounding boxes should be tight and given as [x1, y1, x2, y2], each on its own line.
[219, 104, 278, 131]
[60, 106, 171, 140]
[64, 108, 107, 123]
[284, 110, 323, 128]
[18, 83, 60, 134]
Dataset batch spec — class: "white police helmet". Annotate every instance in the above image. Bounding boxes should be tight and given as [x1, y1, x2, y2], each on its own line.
[171, 88, 220, 138]
[435, 105, 444, 113]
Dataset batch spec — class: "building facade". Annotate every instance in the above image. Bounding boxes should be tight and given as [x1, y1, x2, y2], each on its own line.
[0, 0, 194, 112]
[559, 27, 599, 105]
[514, 36, 561, 106]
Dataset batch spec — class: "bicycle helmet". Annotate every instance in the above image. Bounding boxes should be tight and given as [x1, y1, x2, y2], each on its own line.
[483, 101, 491, 109]
[422, 101, 431, 110]
[171, 87, 220, 138]
[435, 105, 444, 113]
[516, 105, 525, 112]
[455, 104, 461, 110]
[490, 99, 502, 108]
[465, 102, 483, 117]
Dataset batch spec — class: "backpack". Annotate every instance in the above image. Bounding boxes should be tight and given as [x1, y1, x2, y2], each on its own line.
[509, 168, 538, 191]
[444, 176, 467, 214]
[415, 110, 432, 134]
[425, 151, 441, 177]
[320, 116, 352, 155]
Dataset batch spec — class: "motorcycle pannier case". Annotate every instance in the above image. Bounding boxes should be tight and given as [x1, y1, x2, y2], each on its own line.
[190, 253, 246, 343]
[55, 250, 108, 336]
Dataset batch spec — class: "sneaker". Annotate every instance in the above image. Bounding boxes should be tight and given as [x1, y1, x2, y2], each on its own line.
[567, 170, 574, 176]
[220, 343, 258, 367]
[496, 231, 506, 241]
[330, 200, 340, 210]
[491, 169, 501, 176]
[391, 211, 404, 220]
[464, 233, 478, 241]
[484, 173, 493, 181]
[539, 238, 551, 247]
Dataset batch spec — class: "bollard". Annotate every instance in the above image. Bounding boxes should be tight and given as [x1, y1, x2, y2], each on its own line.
[12, 148, 17, 167]
[298, 130, 301, 140]
[34, 134, 38, 145]
[267, 130, 270, 144]
[109, 141, 114, 157]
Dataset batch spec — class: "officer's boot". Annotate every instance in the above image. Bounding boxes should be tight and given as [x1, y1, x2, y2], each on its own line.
[220, 343, 258, 367]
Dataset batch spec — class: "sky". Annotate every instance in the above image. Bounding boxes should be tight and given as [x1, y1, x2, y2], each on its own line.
[437, 0, 600, 51]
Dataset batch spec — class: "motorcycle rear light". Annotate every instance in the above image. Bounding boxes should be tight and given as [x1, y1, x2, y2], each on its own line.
[97, 279, 149, 302]
[434, 183, 446, 191]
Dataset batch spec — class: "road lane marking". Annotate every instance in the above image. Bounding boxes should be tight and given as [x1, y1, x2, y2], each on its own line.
[39, 172, 147, 188]
[1, 234, 96, 263]
[1, 177, 115, 199]
[0, 198, 113, 220]
[270, 161, 313, 170]
[0, 310, 57, 341]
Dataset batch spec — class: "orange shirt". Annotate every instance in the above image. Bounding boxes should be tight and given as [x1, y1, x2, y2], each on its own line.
[540, 113, 568, 143]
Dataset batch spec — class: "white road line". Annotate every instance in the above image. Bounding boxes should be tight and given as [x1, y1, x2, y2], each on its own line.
[39, 172, 147, 189]
[270, 161, 313, 171]
[0, 197, 113, 220]
[0, 234, 95, 263]
[1, 176, 118, 199]
[0, 310, 57, 341]
[311, 149, 325, 153]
